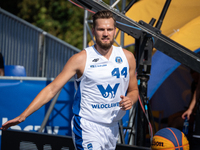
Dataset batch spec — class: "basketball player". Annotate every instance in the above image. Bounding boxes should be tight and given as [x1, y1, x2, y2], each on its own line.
[1, 10, 139, 150]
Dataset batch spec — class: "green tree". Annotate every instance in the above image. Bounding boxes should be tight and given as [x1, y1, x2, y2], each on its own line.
[17, 0, 84, 49]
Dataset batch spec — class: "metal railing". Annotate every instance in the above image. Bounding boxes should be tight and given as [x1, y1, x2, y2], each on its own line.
[0, 8, 80, 78]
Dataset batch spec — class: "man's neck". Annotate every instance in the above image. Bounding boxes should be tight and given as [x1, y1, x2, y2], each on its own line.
[94, 44, 113, 60]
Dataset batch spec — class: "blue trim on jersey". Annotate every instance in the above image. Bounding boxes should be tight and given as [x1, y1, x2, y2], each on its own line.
[73, 80, 81, 115]
[155, 128, 183, 147]
[73, 115, 84, 150]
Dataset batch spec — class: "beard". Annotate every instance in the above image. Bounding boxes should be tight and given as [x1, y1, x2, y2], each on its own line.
[96, 37, 114, 50]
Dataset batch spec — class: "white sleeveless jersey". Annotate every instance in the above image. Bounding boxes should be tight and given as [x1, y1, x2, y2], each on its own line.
[73, 45, 130, 124]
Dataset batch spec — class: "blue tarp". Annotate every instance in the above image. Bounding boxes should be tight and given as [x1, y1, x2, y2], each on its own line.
[0, 78, 75, 147]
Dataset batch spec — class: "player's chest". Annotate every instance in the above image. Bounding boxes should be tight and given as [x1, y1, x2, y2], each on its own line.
[85, 58, 128, 81]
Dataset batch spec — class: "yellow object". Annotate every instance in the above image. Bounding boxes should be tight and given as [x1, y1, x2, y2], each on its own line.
[170, 15, 200, 51]
[89, 0, 200, 52]
[151, 128, 189, 150]
[117, 0, 200, 47]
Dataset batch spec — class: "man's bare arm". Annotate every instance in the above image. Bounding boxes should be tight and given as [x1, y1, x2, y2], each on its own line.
[0, 50, 86, 130]
[119, 49, 138, 110]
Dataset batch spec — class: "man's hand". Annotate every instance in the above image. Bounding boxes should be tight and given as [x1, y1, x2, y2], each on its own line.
[0, 116, 25, 130]
[119, 95, 134, 110]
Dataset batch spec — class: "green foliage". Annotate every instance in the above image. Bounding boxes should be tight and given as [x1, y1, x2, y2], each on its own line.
[17, 0, 84, 49]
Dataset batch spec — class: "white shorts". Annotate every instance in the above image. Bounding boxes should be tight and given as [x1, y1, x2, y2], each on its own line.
[71, 115, 119, 150]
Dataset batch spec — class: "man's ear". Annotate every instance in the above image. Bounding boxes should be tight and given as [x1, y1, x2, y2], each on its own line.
[114, 27, 117, 36]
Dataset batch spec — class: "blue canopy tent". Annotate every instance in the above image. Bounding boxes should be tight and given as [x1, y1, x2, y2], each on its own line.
[148, 48, 200, 119]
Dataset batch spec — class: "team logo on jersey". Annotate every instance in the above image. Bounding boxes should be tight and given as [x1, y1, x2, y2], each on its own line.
[92, 58, 99, 62]
[87, 143, 93, 150]
[97, 83, 120, 98]
[115, 56, 123, 63]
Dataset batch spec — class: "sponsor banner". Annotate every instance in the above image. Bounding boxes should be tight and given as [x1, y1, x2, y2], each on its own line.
[0, 77, 75, 147]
